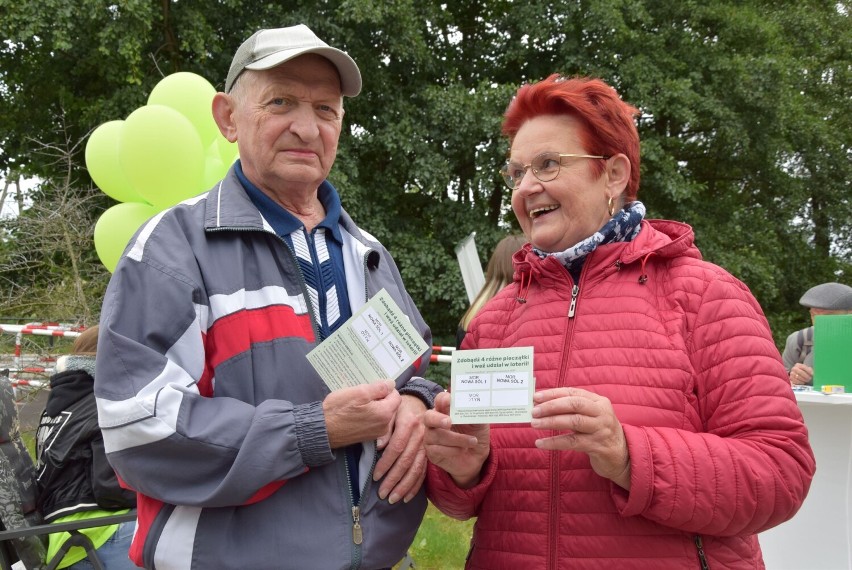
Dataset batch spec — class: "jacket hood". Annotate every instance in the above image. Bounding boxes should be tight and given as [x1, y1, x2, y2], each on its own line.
[46, 369, 94, 416]
[512, 219, 701, 292]
[619, 219, 700, 265]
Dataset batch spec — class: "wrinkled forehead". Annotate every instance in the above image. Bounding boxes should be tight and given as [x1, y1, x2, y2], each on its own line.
[239, 54, 343, 98]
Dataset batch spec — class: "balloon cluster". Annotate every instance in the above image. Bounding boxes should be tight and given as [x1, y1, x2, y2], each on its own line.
[85, 72, 239, 272]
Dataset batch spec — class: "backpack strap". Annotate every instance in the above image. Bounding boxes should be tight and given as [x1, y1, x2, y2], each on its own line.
[797, 327, 814, 364]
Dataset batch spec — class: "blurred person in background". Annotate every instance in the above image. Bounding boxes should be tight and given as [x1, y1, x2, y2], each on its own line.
[36, 325, 136, 569]
[783, 281, 852, 386]
[456, 234, 526, 349]
[0, 370, 45, 570]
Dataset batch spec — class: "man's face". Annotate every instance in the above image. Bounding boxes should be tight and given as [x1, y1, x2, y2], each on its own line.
[229, 54, 344, 198]
[810, 307, 852, 324]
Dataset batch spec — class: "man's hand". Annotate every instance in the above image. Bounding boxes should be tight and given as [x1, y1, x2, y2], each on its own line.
[372, 394, 428, 504]
[423, 392, 490, 489]
[789, 363, 813, 386]
[324, 380, 401, 449]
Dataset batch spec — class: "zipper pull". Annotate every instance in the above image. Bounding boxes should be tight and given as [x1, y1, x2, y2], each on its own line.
[694, 535, 709, 570]
[352, 506, 363, 545]
[568, 285, 579, 318]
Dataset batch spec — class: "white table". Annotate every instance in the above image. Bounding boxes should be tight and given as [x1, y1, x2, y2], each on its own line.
[759, 391, 852, 569]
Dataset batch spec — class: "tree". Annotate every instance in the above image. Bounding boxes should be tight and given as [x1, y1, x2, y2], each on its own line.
[0, 118, 109, 323]
[0, 0, 849, 347]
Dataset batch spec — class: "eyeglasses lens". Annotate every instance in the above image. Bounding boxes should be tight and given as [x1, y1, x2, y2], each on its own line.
[500, 152, 561, 189]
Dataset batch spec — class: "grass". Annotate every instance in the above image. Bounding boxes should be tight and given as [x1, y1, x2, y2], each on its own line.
[21, 432, 36, 459]
[395, 503, 474, 570]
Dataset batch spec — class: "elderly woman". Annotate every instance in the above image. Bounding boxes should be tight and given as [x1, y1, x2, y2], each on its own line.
[424, 75, 815, 569]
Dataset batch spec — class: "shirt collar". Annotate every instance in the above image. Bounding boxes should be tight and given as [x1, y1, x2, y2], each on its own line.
[236, 160, 343, 243]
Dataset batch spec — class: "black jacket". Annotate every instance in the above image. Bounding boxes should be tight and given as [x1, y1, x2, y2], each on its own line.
[35, 369, 135, 521]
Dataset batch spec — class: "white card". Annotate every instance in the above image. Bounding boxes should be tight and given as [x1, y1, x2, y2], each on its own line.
[450, 347, 535, 424]
[307, 289, 429, 391]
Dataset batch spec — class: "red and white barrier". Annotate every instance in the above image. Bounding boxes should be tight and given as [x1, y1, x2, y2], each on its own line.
[8, 378, 49, 389]
[1, 322, 84, 370]
[430, 345, 455, 364]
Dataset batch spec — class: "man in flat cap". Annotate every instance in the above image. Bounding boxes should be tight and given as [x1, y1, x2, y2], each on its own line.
[783, 282, 852, 385]
[95, 24, 440, 569]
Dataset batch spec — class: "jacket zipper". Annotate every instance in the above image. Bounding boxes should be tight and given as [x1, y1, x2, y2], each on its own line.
[362, 250, 371, 303]
[694, 535, 710, 569]
[351, 505, 363, 544]
[347, 251, 378, 569]
[346, 443, 379, 569]
[567, 284, 579, 318]
[548, 277, 581, 569]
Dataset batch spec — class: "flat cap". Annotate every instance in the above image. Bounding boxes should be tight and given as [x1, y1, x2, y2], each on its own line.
[225, 24, 361, 96]
[799, 282, 852, 311]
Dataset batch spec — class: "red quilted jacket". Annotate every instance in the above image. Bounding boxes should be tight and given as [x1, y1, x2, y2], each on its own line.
[427, 219, 815, 569]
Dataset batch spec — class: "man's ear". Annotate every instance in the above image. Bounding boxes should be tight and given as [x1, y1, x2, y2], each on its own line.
[212, 93, 238, 143]
[605, 153, 631, 200]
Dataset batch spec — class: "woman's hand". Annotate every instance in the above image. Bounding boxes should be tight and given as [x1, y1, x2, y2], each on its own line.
[532, 387, 631, 490]
[423, 392, 490, 489]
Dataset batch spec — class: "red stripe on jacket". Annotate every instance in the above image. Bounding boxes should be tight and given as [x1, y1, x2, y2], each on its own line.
[198, 305, 315, 396]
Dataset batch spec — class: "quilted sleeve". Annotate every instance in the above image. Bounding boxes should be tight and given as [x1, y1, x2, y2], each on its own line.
[426, 449, 499, 520]
[612, 272, 815, 536]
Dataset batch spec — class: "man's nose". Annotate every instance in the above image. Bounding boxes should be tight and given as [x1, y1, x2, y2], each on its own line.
[288, 105, 320, 140]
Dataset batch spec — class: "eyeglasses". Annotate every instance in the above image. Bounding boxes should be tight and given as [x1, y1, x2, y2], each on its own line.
[499, 152, 609, 189]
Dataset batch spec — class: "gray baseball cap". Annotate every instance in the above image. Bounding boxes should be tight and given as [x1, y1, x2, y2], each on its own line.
[225, 24, 361, 96]
[799, 282, 852, 310]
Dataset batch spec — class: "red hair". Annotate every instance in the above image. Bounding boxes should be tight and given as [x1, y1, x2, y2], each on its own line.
[502, 75, 641, 200]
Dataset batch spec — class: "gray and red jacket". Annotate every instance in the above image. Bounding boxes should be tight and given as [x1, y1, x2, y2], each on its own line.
[427, 219, 815, 569]
[96, 167, 438, 569]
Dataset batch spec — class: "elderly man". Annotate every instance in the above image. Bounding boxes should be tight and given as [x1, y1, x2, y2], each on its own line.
[784, 281, 852, 385]
[95, 24, 440, 569]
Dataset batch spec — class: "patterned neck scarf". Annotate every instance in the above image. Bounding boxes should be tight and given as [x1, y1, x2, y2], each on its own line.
[533, 201, 646, 280]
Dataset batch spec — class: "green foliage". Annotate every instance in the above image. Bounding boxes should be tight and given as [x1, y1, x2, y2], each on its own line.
[0, 0, 849, 349]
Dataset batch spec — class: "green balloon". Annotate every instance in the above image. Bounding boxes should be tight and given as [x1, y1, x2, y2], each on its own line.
[119, 104, 205, 209]
[203, 155, 226, 190]
[216, 134, 239, 165]
[85, 120, 146, 204]
[147, 72, 219, 148]
[94, 202, 160, 272]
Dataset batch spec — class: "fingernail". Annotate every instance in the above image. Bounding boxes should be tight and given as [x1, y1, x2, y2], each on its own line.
[530, 419, 541, 428]
[403, 495, 413, 503]
[376, 439, 384, 447]
[388, 493, 400, 504]
[378, 490, 387, 500]
[531, 407, 541, 417]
